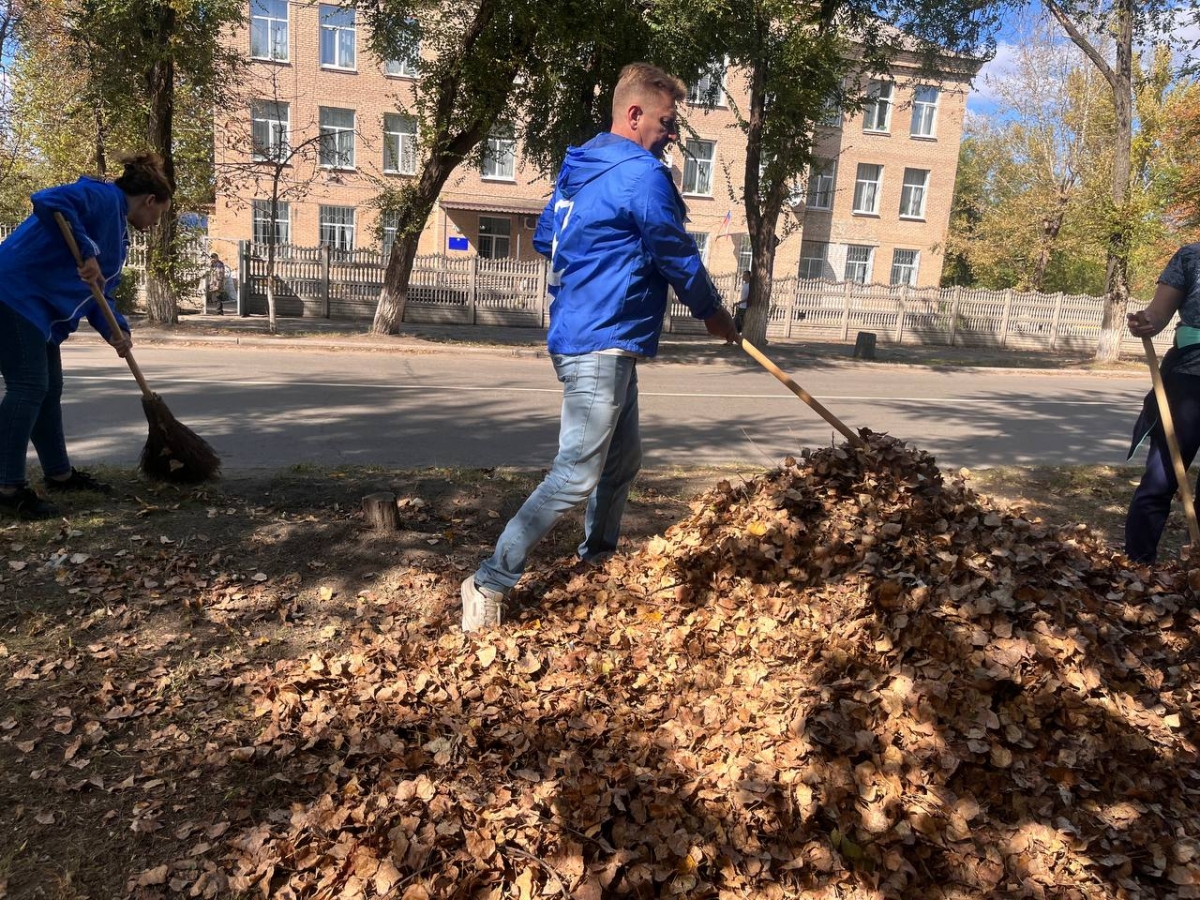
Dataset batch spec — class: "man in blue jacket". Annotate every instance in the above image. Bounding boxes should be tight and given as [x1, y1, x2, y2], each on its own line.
[462, 62, 737, 631]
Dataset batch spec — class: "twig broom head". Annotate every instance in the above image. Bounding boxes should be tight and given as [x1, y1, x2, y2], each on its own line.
[139, 393, 221, 483]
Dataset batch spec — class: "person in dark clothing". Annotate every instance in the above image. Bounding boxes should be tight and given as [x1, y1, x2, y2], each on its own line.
[0, 152, 173, 520]
[1124, 243, 1200, 562]
[207, 253, 228, 315]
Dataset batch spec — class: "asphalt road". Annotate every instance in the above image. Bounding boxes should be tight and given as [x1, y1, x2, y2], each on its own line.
[55, 341, 1149, 474]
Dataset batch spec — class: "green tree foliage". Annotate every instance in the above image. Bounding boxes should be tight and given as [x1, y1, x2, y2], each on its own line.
[650, 0, 1008, 346]
[943, 21, 1114, 294]
[1041, 0, 1198, 359]
[14, 0, 244, 322]
[360, 0, 655, 335]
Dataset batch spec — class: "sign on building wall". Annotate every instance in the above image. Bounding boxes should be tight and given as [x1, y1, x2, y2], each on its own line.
[448, 237, 469, 251]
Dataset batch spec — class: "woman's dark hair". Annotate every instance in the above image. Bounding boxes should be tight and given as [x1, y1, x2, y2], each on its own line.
[114, 151, 174, 201]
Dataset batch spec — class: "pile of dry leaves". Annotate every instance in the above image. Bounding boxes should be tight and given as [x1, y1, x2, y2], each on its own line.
[168, 432, 1198, 899]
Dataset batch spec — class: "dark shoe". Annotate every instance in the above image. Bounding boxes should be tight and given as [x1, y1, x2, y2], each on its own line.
[0, 486, 60, 520]
[44, 468, 112, 494]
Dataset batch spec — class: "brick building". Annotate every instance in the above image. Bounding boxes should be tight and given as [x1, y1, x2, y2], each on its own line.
[211, 0, 977, 288]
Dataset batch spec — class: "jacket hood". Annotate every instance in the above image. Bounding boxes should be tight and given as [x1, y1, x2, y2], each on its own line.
[557, 133, 662, 198]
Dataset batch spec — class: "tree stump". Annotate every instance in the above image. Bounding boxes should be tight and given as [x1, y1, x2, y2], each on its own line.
[363, 492, 400, 531]
[853, 331, 877, 360]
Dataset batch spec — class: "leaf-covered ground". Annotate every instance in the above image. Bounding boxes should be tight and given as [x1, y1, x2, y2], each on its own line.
[1, 445, 1198, 900]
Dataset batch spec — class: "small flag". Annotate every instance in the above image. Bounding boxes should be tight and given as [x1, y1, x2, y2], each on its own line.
[717, 209, 733, 239]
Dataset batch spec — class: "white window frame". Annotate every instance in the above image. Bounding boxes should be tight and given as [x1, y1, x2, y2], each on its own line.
[818, 92, 842, 128]
[250, 0, 288, 61]
[900, 168, 929, 219]
[381, 210, 400, 255]
[737, 234, 753, 273]
[844, 245, 874, 284]
[863, 80, 893, 133]
[852, 163, 883, 215]
[384, 44, 419, 77]
[319, 4, 356, 70]
[319, 107, 356, 169]
[891, 249, 920, 287]
[250, 100, 289, 162]
[688, 63, 726, 107]
[478, 216, 512, 258]
[481, 131, 516, 181]
[252, 199, 290, 248]
[383, 113, 417, 175]
[805, 159, 836, 211]
[799, 241, 829, 280]
[682, 139, 716, 196]
[688, 231, 709, 262]
[319, 205, 356, 254]
[911, 85, 940, 138]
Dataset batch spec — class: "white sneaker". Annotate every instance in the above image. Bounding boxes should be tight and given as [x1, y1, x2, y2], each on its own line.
[461, 576, 504, 632]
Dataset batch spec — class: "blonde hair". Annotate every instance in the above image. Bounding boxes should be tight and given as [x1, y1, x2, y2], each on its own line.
[612, 63, 686, 120]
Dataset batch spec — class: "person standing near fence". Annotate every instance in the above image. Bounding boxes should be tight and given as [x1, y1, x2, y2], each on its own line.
[207, 253, 228, 315]
[459, 62, 737, 631]
[1124, 242, 1200, 563]
[0, 152, 173, 519]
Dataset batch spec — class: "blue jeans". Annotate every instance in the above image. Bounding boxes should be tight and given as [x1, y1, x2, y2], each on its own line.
[475, 352, 642, 593]
[0, 304, 70, 487]
[1125, 368, 1200, 563]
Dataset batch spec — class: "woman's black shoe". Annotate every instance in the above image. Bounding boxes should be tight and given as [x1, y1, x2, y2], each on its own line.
[44, 468, 112, 494]
[0, 486, 60, 520]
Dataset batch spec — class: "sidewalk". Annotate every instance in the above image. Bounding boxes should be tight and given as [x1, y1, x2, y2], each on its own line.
[82, 311, 1142, 375]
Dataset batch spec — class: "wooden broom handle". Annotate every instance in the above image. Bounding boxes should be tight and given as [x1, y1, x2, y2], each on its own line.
[1142, 337, 1200, 548]
[53, 212, 154, 399]
[738, 337, 867, 449]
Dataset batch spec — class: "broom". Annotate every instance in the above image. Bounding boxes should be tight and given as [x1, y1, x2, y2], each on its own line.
[54, 212, 221, 483]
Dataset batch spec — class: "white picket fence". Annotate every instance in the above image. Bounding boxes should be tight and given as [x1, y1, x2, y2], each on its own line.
[0, 226, 1170, 354]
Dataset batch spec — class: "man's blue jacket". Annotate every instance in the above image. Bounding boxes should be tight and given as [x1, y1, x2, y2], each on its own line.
[0, 177, 131, 345]
[533, 133, 721, 358]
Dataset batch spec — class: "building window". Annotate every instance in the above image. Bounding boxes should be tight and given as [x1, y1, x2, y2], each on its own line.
[818, 92, 842, 128]
[737, 234, 753, 273]
[853, 163, 882, 215]
[900, 168, 929, 219]
[250, 0, 288, 61]
[911, 85, 939, 138]
[844, 245, 874, 284]
[250, 100, 288, 162]
[385, 41, 419, 77]
[478, 216, 511, 258]
[252, 199, 290, 247]
[319, 107, 355, 168]
[805, 159, 836, 211]
[319, 205, 356, 254]
[863, 80, 893, 132]
[799, 241, 829, 279]
[319, 4, 355, 69]
[383, 113, 417, 175]
[481, 130, 516, 180]
[381, 210, 399, 255]
[683, 139, 715, 196]
[688, 63, 725, 106]
[891, 249, 920, 286]
[688, 231, 709, 262]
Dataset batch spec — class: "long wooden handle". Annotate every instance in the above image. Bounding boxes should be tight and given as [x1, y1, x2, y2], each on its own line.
[53, 212, 153, 399]
[1143, 336, 1200, 548]
[739, 337, 866, 449]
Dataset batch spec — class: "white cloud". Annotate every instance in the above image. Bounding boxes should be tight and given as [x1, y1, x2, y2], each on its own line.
[967, 41, 1019, 113]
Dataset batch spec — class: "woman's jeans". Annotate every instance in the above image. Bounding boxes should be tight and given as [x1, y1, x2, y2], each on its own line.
[0, 304, 70, 487]
[1125, 368, 1200, 563]
[475, 352, 642, 593]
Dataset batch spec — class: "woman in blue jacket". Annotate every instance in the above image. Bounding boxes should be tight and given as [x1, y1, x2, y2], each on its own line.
[0, 152, 173, 520]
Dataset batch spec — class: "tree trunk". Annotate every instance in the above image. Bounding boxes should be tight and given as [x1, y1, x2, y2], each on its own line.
[372, 147, 479, 334]
[142, 0, 179, 325]
[267, 190, 280, 334]
[1029, 200, 1066, 292]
